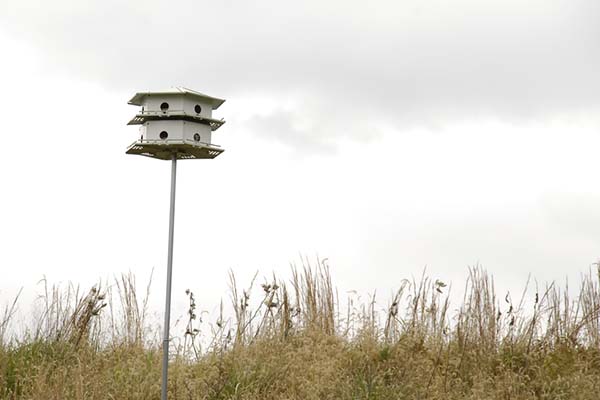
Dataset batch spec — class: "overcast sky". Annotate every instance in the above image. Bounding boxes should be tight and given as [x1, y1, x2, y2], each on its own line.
[1, 0, 599, 322]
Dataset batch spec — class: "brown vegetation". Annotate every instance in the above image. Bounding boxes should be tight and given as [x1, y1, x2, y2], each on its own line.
[2, 261, 600, 399]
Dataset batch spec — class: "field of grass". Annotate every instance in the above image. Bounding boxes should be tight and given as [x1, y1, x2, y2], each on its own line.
[2, 262, 600, 399]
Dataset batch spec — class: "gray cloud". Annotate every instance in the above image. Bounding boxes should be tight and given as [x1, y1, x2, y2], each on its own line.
[2, 0, 599, 149]
[540, 193, 600, 242]
[245, 111, 337, 154]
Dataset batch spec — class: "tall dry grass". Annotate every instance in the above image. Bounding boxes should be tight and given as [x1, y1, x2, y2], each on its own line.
[2, 260, 600, 399]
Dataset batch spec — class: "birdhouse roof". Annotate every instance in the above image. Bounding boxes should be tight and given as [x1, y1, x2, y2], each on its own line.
[128, 87, 226, 109]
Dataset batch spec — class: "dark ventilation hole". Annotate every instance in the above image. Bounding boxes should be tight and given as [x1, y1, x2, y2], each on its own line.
[159, 131, 168, 140]
[194, 104, 202, 114]
[160, 102, 169, 112]
[193, 133, 201, 142]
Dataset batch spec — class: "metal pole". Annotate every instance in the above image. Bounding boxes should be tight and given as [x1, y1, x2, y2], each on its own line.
[161, 153, 177, 400]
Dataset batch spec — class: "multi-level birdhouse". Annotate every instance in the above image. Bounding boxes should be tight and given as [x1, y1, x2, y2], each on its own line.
[126, 87, 226, 159]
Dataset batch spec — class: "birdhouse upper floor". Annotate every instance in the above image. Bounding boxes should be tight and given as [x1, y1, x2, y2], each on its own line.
[127, 88, 225, 131]
[139, 94, 214, 119]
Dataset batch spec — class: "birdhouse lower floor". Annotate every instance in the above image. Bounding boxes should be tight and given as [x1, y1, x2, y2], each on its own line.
[127, 120, 222, 160]
[139, 120, 213, 144]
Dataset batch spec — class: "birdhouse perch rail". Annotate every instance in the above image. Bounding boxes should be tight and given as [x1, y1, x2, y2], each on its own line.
[127, 114, 225, 131]
[131, 138, 221, 147]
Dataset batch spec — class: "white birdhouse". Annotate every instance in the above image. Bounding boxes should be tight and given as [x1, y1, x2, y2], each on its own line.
[126, 87, 226, 160]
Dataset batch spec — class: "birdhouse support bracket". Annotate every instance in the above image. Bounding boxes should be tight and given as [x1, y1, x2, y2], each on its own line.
[126, 140, 224, 160]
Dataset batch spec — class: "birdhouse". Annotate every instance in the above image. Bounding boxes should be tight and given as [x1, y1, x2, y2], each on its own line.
[125, 87, 226, 160]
